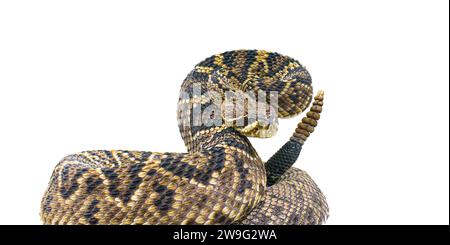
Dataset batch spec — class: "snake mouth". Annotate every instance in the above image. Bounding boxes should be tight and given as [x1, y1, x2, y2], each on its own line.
[235, 103, 279, 138]
[219, 87, 279, 138]
[237, 118, 279, 138]
[221, 98, 279, 138]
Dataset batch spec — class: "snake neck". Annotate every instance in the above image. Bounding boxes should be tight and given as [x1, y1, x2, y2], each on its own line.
[176, 67, 237, 153]
[184, 124, 259, 156]
[177, 70, 265, 186]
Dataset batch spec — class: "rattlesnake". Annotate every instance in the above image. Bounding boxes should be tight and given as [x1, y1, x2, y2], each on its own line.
[40, 50, 328, 225]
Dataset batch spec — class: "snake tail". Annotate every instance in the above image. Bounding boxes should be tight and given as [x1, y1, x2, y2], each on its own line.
[291, 90, 324, 144]
[265, 90, 324, 186]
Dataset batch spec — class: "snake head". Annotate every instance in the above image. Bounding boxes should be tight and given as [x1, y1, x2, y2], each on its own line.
[222, 91, 279, 138]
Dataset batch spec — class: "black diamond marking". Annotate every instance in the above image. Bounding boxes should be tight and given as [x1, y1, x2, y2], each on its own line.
[102, 167, 119, 197]
[194, 147, 225, 185]
[86, 176, 102, 194]
[147, 169, 157, 177]
[140, 151, 151, 162]
[197, 55, 222, 70]
[152, 184, 175, 212]
[240, 50, 257, 82]
[154, 184, 167, 193]
[61, 165, 70, 184]
[102, 162, 145, 204]
[267, 52, 277, 76]
[222, 51, 235, 68]
[122, 162, 145, 203]
[158, 149, 226, 185]
[104, 151, 119, 166]
[256, 61, 266, 75]
[275, 56, 290, 76]
[190, 70, 209, 81]
[84, 199, 100, 225]
[233, 152, 252, 194]
[60, 167, 88, 199]
[42, 194, 53, 213]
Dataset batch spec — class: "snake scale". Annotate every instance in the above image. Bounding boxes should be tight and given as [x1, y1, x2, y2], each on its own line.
[40, 50, 328, 225]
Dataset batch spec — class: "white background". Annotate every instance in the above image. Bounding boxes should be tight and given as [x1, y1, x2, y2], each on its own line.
[0, 0, 448, 225]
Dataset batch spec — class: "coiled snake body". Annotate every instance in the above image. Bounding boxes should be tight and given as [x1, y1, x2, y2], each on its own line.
[40, 50, 328, 225]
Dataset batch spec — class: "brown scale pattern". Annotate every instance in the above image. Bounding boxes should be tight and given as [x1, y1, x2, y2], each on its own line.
[40, 50, 327, 225]
[237, 91, 328, 224]
[239, 168, 328, 225]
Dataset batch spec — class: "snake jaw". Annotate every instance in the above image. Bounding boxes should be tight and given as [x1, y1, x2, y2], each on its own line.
[221, 94, 279, 138]
[236, 113, 279, 138]
[223, 116, 279, 138]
